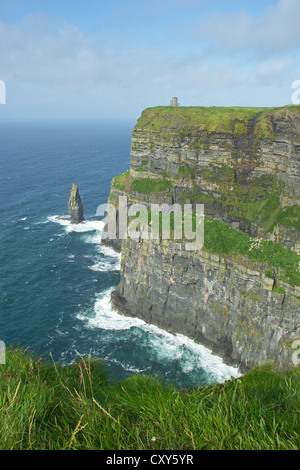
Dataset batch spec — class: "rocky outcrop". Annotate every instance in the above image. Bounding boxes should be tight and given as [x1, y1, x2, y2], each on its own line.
[68, 183, 84, 224]
[103, 105, 300, 371]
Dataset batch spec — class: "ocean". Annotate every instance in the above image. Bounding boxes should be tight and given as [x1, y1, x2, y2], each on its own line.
[0, 120, 239, 388]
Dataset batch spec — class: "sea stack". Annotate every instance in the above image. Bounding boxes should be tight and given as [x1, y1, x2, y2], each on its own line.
[68, 183, 84, 224]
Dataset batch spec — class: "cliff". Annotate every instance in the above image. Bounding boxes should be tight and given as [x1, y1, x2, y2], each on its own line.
[103, 105, 300, 371]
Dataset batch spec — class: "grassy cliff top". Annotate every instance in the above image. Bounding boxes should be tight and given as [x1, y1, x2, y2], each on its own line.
[1, 346, 299, 450]
[135, 104, 300, 135]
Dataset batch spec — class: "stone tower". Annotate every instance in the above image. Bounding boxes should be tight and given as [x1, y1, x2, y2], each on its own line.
[68, 183, 84, 224]
[170, 97, 180, 107]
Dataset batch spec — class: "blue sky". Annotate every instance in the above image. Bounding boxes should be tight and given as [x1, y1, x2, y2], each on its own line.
[0, 0, 299, 121]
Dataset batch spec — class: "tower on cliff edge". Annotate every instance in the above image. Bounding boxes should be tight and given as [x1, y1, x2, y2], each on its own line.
[170, 97, 180, 107]
[68, 183, 84, 224]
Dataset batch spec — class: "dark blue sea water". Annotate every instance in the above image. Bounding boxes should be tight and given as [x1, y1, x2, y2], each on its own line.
[0, 120, 239, 388]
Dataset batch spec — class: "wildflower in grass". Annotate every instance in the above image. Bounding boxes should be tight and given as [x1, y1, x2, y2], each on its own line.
[150, 436, 157, 450]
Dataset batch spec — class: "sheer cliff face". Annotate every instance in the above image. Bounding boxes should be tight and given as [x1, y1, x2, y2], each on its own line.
[112, 238, 300, 372]
[104, 105, 300, 371]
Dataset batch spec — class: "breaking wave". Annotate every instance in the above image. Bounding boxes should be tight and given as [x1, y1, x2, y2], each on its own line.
[48, 213, 240, 385]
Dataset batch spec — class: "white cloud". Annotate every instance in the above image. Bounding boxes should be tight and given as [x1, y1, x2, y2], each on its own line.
[1, 1, 299, 119]
[197, 0, 300, 58]
[251, 59, 292, 86]
[153, 59, 247, 94]
[0, 16, 109, 86]
[0, 14, 173, 92]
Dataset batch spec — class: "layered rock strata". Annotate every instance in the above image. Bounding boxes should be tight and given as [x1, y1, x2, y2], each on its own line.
[103, 105, 300, 371]
[112, 238, 300, 372]
[128, 106, 300, 247]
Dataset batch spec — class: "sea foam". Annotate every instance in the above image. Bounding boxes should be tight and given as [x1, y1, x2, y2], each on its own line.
[49, 215, 105, 234]
[76, 287, 145, 331]
[76, 287, 240, 383]
[49, 213, 240, 384]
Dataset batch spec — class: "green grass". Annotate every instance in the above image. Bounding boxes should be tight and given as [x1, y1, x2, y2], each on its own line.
[111, 169, 131, 191]
[112, 171, 173, 195]
[131, 177, 172, 194]
[0, 347, 299, 450]
[136, 106, 272, 134]
[203, 217, 300, 286]
[178, 168, 285, 229]
[166, 160, 289, 231]
[111, 166, 298, 237]
[135, 105, 300, 137]
[139, 211, 299, 287]
[275, 205, 300, 230]
[110, 170, 299, 285]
